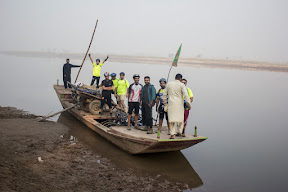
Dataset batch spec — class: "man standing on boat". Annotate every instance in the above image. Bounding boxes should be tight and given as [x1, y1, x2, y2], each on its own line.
[127, 74, 142, 130]
[88, 54, 109, 88]
[110, 73, 118, 93]
[141, 76, 156, 134]
[114, 72, 129, 112]
[156, 78, 169, 133]
[63, 58, 80, 89]
[99, 72, 114, 116]
[163, 74, 190, 139]
[110, 73, 118, 103]
[182, 79, 194, 137]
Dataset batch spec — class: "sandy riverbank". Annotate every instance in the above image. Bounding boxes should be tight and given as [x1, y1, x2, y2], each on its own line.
[2, 51, 288, 73]
[0, 106, 193, 191]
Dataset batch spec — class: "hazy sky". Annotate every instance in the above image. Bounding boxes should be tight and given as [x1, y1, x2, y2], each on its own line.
[1, 0, 288, 62]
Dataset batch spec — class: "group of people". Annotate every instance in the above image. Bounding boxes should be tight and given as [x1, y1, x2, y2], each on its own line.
[62, 55, 194, 139]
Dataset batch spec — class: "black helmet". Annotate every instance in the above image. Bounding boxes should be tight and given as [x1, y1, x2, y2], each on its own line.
[133, 74, 140, 79]
[96, 59, 100, 62]
[111, 73, 116, 77]
[120, 72, 125, 75]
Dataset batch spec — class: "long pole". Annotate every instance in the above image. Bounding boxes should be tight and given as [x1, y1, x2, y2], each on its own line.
[75, 20, 98, 83]
[38, 103, 78, 122]
[166, 65, 173, 82]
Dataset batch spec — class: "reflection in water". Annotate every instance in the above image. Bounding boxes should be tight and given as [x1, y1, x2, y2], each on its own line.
[57, 112, 203, 189]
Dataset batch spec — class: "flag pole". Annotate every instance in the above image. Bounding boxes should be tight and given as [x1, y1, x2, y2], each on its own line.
[75, 20, 98, 83]
[167, 43, 182, 82]
[166, 65, 173, 82]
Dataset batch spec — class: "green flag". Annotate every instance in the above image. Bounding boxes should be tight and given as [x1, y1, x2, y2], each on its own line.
[172, 43, 182, 67]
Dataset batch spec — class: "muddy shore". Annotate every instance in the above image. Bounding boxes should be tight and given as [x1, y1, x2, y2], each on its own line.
[0, 107, 192, 191]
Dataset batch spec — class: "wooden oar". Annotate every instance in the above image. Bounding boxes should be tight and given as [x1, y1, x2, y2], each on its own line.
[74, 20, 98, 83]
[38, 104, 78, 122]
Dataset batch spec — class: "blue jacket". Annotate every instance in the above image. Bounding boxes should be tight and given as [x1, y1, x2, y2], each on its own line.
[141, 84, 156, 105]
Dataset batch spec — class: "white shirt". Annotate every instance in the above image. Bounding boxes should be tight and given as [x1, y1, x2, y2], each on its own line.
[128, 83, 143, 103]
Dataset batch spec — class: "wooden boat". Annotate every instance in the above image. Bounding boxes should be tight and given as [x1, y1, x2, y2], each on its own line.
[54, 85, 207, 154]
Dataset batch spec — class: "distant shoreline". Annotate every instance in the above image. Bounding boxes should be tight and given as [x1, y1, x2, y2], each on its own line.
[1, 51, 288, 73]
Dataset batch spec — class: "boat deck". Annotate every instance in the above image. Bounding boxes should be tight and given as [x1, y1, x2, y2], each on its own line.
[110, 126, 204, 141]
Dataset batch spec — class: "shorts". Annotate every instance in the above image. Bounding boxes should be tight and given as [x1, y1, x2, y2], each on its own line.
[100, 95, 112, 109]
[117, 94, 125, 101]
[158, 105, 168, 121]
[128, 102, 140, 115]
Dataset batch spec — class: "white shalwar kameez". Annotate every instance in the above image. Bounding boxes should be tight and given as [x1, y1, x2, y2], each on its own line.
[163, 80, 190, 135]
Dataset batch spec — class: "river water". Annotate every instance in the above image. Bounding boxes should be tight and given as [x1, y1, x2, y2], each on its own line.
[1, 53, 288, 192]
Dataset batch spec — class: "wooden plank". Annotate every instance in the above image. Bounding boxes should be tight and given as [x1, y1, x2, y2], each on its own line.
[110, 126, 206, 141]
[38, 103, 78, 122]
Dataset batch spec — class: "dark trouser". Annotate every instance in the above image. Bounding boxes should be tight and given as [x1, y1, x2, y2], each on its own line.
[100, 94, 112, 109]
[63, 76, 71, 89]
[158, 105, 168, 121]
[91, 76, 100, 87]
[183, 110, 190, 133]
[142, 103, 153, 128]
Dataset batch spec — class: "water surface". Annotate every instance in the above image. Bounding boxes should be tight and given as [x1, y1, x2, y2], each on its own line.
[1, 53, 288, 191]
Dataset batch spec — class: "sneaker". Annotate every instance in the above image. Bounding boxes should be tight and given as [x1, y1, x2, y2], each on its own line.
[176, 133, 182, 137]
[182, 133, 186, 137]
[134, 126, 141, 130]
[127, 126, 131, 131]
[147, 128, 154, 134]
[143, 126, 149, 131]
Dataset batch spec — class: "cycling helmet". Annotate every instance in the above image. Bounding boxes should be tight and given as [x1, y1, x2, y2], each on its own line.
[159, 78, 167, 83]
[104, 72, 109, 76]
[133, 74, 140, 78]
[120, 72, 125, 75]
[110, 73, 116, 77]
[96, 59, 100, 62]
